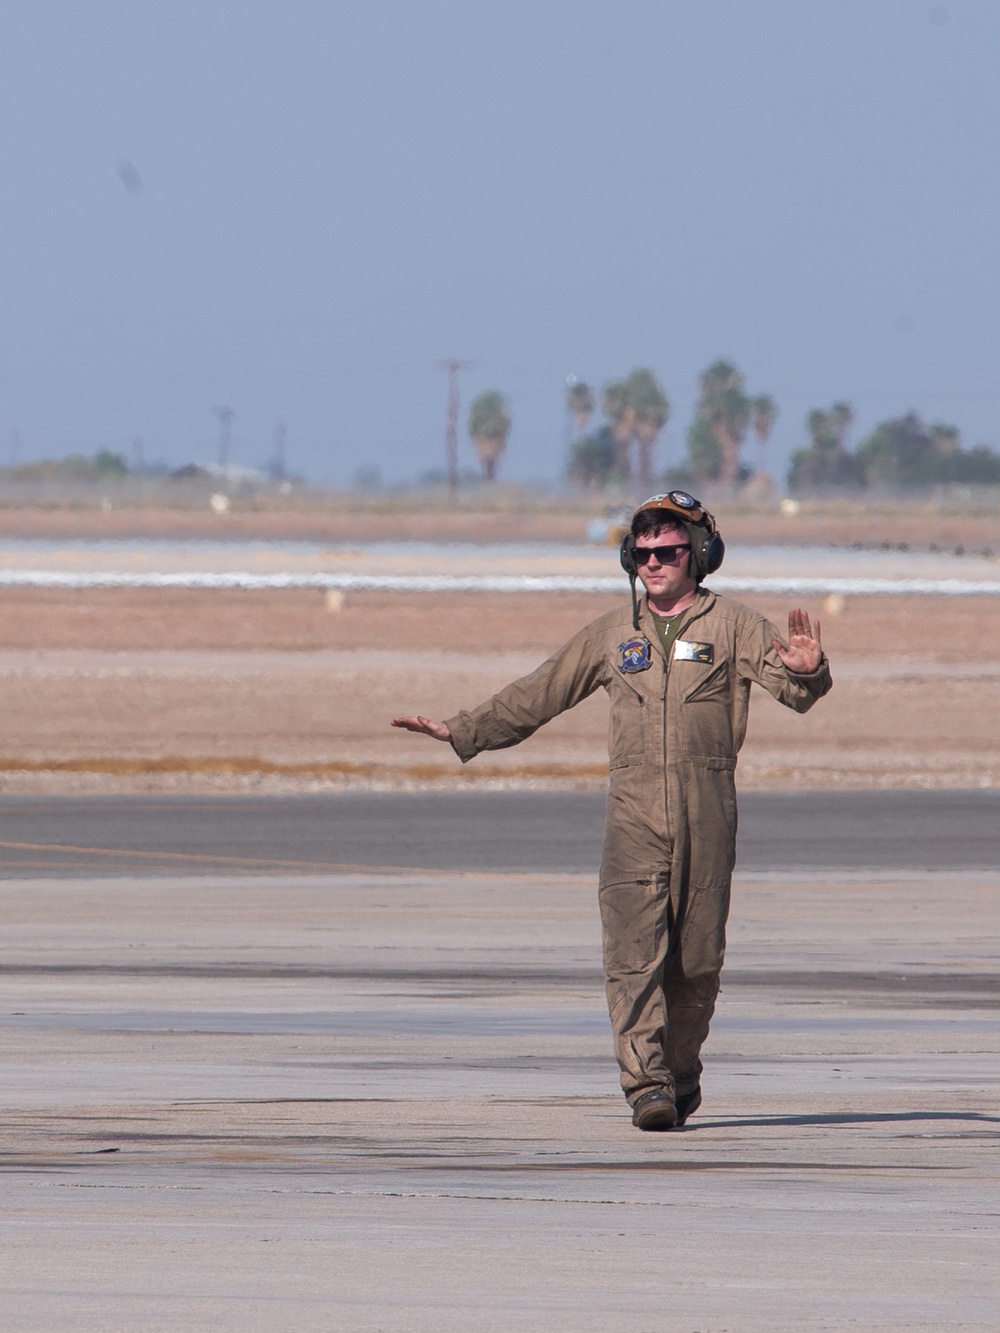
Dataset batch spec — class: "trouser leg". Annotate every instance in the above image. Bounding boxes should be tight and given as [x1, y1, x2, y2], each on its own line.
[598, 870, 673, 1102]
[663, 876, 731, 1096]
[599, 869, 731, 1103]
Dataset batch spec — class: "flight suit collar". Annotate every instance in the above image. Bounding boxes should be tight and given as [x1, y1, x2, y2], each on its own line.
[638, 587, 716, 664]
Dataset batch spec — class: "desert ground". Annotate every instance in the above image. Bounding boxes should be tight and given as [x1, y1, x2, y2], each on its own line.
[0, 584, 996, 793]
[0, 494, 996, 793]
[0, 492, 998, 549]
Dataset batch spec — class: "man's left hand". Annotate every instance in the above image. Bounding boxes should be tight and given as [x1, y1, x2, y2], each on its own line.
[774, 608, 823, 674]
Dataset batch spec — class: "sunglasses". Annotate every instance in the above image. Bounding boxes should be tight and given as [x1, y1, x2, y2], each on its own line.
[634, 543, 692, 566]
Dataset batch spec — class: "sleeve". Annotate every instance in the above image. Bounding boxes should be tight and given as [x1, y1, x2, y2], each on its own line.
[736, 614, 832, 714]
[445, 624, 606, 763]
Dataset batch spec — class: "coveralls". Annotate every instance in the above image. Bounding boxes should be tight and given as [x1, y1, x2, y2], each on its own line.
[446, 587, 833, 1105]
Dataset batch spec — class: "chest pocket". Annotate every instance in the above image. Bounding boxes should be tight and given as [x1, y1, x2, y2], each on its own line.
[681, 658, 730, 703]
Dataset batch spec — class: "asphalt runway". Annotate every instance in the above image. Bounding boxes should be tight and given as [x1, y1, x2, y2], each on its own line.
[0, 788, 997, 876]
[1, 866, 997, 1328]
[1, 789, 997, 1326]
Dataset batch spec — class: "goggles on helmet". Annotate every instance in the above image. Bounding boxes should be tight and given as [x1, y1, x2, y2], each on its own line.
[632, 490, 710, 527]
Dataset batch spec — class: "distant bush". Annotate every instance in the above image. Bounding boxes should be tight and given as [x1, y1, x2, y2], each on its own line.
[856, 413, 1000, 488]
[2, 450, 129, 482]
[568, 425, 619, 490]
[788, 407, 1000, 492]
[92, 449, 129, 477]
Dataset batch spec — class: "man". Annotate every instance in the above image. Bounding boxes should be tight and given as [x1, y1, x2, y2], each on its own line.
[392, 491, 831, 1131]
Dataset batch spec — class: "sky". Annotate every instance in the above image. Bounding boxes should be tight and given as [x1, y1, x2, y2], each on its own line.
[0, 0, 998, 486]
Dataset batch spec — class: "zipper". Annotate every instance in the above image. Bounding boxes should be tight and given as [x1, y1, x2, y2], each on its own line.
[661, 660, 669, 841]
[642, 591, 714, 846]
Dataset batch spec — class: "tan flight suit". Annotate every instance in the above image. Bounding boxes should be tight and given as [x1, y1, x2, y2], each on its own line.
[446, 587, 832, 1105]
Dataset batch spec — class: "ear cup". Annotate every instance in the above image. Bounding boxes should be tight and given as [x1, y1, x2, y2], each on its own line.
[703, 532, 725, 575]
[685, 524, 725, 579]
[619, 533, 637, 576]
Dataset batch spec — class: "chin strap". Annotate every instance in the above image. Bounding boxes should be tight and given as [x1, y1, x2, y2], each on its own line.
[630, 572, 640, 630]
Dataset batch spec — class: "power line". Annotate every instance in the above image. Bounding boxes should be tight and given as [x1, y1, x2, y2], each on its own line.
[273, 422, 287, 480]
[213, 405, 234, 472]
[439, 359, 472, 492]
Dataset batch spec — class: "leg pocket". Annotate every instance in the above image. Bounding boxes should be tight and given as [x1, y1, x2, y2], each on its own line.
[598, 875, 667, 977]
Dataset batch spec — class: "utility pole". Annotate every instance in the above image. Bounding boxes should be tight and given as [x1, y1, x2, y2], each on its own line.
[273, 422, 286, 481]
[439, 359, 472, 492]
[213, 406, 234, 474]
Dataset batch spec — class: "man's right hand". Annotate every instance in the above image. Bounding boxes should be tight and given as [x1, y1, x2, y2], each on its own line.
[390, 716, 452, 742]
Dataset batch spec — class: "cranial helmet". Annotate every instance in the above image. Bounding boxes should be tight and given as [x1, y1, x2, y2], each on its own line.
[619, 490, 725, 628]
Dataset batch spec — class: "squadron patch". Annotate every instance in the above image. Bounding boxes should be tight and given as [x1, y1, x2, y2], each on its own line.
[618, 636, 654, 673]
[674, 640, 714, 664]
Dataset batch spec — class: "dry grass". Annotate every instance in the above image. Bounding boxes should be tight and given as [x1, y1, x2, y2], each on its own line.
[0, 754, 609, 782]
[1, 587, 998, 660]
[0, 493, 996, 546]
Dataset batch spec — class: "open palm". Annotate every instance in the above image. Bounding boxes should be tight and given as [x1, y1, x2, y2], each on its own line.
[774, 608, 822, 674]
[390, 715, 451, 742]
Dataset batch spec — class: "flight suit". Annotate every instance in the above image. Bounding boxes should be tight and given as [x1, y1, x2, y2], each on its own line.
[446, 588, 832, 1105]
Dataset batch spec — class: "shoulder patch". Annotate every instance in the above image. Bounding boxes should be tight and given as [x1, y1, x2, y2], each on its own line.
[618, 636, 653, 673]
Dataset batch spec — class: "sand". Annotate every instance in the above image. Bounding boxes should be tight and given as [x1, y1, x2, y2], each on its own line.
[0, 586, 995, 793]
[0, 494, 996, 548]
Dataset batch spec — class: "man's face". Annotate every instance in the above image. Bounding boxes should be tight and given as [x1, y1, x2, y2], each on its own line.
[634, 523, 697, 603]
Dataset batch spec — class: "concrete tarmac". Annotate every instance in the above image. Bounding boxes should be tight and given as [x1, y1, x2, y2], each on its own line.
[0, 798, 997, 1329]
[0, 789, 998, 876]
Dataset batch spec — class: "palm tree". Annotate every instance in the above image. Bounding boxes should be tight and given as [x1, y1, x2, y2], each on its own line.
[806, 402, 853, 452]
[686, 414, 722, 479]
[751, 394, 776, 473]
[566, 381, 595, 438]
[830, 401, 854, 446]
[788, 402, 864, 492]
[468, 390, 512, 481]
[807, 408, 834, 449]
[602, 379, 636, 480]
[697, 359, 750, 488]
[930, 423, 960, 456]
[627, 368, 671, 491]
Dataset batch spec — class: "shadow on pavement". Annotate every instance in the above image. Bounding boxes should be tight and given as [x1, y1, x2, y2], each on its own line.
[689, 1110, 1000, 1129]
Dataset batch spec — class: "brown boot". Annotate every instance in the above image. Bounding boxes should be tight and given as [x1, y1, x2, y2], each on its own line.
[674, 1085, 702, 1127]
[631, 1086, 677, 1131]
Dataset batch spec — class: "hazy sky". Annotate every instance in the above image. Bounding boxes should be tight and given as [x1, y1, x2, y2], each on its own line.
[1, 0, 997, 485]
